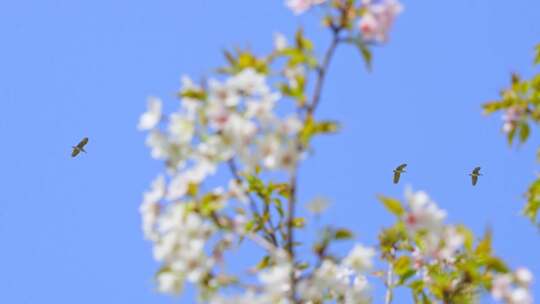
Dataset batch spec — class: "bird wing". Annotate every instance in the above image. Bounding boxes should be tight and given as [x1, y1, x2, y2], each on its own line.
[77, 137, 89, 149]
[471, 174, 478, 186]
[393, 171, 401, 184]
[71, 147, 80, 157]
[396, 163, 407, 171]
[473, 167, 481, 174]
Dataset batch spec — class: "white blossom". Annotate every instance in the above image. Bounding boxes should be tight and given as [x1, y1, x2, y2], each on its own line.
[274, 32, 288, 51]
[145, 130, 169, 159]
[515, 268, 533, 286]
[404, 187, 447, 233]
[286, 0, 327, 15]
[209, 78, 240, 107]
[140, 175, 165, 241]
[227, 68, 270, 96]
[138, 97, 162, 130]
[156, 271, 184, 294]
[168, 113, 194, 144]
[343, 244, 376, 273]
[306, 196, 330, 214]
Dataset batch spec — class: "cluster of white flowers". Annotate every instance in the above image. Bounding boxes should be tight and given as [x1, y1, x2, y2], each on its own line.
[359, 0, 403, 43]
[139, 68, 308, 295]
[285, 0, 327, 15]
[140, 68, 303, 181]
[403, 188, 464, 265]
[491, 268, 534, 304]
[209, 245, 374, 303]
[297, 245, 374, 303]
[153, 202, 216, 293]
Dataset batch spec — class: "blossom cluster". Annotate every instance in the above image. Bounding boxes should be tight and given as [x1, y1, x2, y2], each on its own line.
[492, 268, 534, 304]
[285, 0, 403, 43]
[379, 189, 535, 303]
[210, 245, 375, 303]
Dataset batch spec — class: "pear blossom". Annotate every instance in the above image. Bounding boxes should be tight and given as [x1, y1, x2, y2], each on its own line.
[167, 159, 216, 200]
[274, 32, 288, 51]
[283, 65, 305, 90]
[145, 130, 169, 159]
[435, 226, 464, 261]
[404, 187, 447, 233]
[344, 276, 371, 304]
[138, 97, 162, 130]
[359, 0, 403, 43]
[509, 288, 533, 304]
[156, 271, 184, 294]
[152, 202, 216, 292]
[502, 106, 526, 134]
[258, 263, 292, 299]
[209, 78, 240, 107]
[343, 244, 376, 273]
[491, 271, 534, 304]
[298, 258, 372, 302]
[227, 68, 270, 96]
[515, 267, 533, 286]
[286, 0, 327, 15]
[306, 196, 330, 214]
[140, 175, 165, 241]
[168, 113, 194, 144]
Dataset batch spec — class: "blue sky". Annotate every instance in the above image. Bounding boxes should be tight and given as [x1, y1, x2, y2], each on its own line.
[1, 0, 539, 303]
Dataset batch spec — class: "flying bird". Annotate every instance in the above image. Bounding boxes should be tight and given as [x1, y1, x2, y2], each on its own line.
[469, 166, 482, 186]
[71, 137, 89, 157]
[393, 163, 407, 184]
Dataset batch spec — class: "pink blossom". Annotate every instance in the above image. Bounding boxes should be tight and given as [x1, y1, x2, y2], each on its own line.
[359, 0, 403, 43]
[286, 0, 326, 15]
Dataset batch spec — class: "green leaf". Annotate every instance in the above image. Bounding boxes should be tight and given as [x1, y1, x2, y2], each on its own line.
[334, 228, 354, 240]
[314, 120, 341, 134]
[482, 101, 505, 115]
[394, 256, 416, 284]
[273, 198, 284, 217]
[292, 217, 306, 228]
[378, 195, 405, 216]
[534, 44, 540, 65]
[349, 37, 372, 71]
[486, 256, 509, 273]
[256, 255, 271, 270]
[507, 125, 517, 146]
[475, 228, 492, 258]
[179, 89, 206, 100]
[519, 122, 530, 143]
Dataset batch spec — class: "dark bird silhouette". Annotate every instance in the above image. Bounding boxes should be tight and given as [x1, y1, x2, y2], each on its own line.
[72, 137, 89, 157]
[469, 166, 482, 186]
[393, 163, 407, 184]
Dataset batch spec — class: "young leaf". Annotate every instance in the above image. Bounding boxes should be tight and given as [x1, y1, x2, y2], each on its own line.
[348, 37, 372, 71]
[256, 255, 271, 270]
[292, 217, 306, 228]
[475, 228, 492, 258]
[378, 195, 405, 216]
[519, 122, 530, 143]
[334, 228, 354, 240]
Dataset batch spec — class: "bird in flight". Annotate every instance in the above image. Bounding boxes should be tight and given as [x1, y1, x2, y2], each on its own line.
[469, 166, 482, 186]
[71, 137, 89, 157]
[393, 163, 407, 184]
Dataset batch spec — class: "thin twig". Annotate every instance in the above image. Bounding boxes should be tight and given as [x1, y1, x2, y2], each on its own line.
[306, 27, 342, 117]
[385, 249, 396, 304]
[286, 168, 299, 302]
[286, 26, 344, 304]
